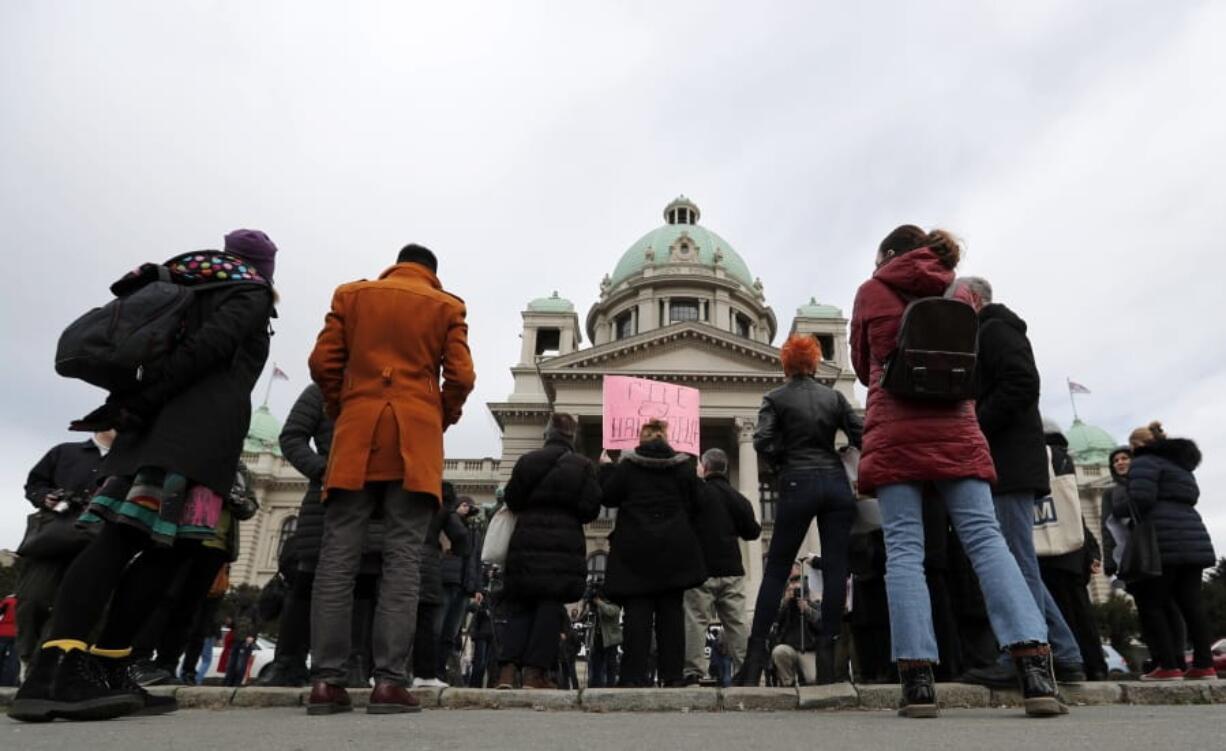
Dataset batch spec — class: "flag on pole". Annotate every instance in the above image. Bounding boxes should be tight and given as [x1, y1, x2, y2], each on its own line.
[1067, 380, 1091, 395]
[272, 364, 290, 381]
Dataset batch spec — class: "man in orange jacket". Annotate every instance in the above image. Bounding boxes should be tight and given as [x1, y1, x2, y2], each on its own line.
[306, 243, 475, 715]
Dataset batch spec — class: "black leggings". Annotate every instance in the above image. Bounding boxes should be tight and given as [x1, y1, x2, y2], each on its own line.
[750, 469, 855, 642]
[1132, 564, 1212, 670]
[620, 590, 684, 686]
[49, 521, 195, 649]
[132, 546, 229, 670]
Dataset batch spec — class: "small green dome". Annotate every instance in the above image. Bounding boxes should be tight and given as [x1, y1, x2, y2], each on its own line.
[1066, 418, 1116, 466]
[796, 297, 843, 319]
[527, 291, 574, 313]
[244, 405, 282, 455]
[608, 197, 755, 289]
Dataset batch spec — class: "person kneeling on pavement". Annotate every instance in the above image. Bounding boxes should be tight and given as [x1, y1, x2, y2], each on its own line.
[770, 577, 823, 686]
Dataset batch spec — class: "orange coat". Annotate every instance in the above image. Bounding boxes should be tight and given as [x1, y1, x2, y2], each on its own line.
[308, 263, 475, 502]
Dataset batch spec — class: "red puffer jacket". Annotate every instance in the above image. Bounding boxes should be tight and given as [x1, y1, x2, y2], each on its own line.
[849, 249, 996, 494]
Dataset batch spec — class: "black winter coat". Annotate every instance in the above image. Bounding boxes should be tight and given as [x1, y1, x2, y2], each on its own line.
[600, 440, 707, 600]
[105, 282, 274, 494]
[279, 384, 334, 564]
[1114, 438, 1215, 568]
[754, 376, 863, 474]
[974, 304, 1049, 497]
[504, 438, 602, 602]
[24, 439, 108, 507]
[420, 505, 470, 605]
[694, 476, 761, 578]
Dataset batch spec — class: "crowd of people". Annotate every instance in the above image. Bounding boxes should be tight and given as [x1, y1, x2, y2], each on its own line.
[3, 225, 1216, 724]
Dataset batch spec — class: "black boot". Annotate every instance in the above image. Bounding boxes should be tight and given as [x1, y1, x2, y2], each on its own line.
[8, 646, 143, 723]
[98, 653, 180, 716]
[897, 661, 939, 719]
[815, 638, 837, 686]
[256, 655, 310, 687]
[1011, 643, 1067, 718]
[733, 637, 768, 687]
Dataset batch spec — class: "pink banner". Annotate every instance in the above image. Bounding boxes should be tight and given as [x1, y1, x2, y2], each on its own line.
[602, 375, 701, 455]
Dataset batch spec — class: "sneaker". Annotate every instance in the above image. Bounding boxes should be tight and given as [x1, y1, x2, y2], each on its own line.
[1182, 667, 1219, 681]
[410, 677, 449, 689]
[129, 660, 176, 687]
[1141, 668, 1186, 681]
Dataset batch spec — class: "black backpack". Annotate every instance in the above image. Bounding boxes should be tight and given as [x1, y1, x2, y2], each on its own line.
[880, 296, 978, 400]
[55, 267, 194, 392]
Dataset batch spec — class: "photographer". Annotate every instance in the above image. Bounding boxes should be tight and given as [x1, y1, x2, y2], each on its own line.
[585, 584, 623, 688]
[769, 576, 822, 687]
[15, 431, 113, 673]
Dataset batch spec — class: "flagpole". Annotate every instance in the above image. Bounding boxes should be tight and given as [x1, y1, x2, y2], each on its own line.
[263, 364, 276, 408]
[1066, 377, 1080, 422]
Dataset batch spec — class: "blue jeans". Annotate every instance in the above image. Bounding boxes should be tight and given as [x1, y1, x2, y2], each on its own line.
[750, 469, 856, 642]
[878, 479, 1046, 662]
[993, 492, 1083, 666]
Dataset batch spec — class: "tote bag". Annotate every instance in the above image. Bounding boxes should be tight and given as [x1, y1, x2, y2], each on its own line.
[1119, 493, 1162, 582]
[1033, 448, 1085, 557]
[480, 505, 517, 566]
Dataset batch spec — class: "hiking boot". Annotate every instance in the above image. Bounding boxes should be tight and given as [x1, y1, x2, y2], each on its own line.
[129, 659, 176, 687]
[897, 661, 939, 719]
[522, 666, 558, 689]
[255, 656, 310, 688]
[495, 663, 517, 690]
[306, 681, 353, 716]
[8, 645, 143, 723]
[1011, 643, 1067, 718]
[733, 637, 768, 687]
[368, 680, 421, 714]
[99, 655, 179, 716]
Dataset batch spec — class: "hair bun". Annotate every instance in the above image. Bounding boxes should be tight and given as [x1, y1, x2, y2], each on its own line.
[923, 229, 963, 269]
[1148, 420, 1166, 440]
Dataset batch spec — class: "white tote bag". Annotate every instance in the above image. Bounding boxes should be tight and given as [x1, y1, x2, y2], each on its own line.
[1032, 448, 1085, 557]
[480, 505, 518, 566]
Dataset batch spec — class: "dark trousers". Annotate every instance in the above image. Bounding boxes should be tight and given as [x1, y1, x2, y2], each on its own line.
[310, 483, 433, 685]
[500, 599, 563, 670]
[132, 546, 229, 672]
[1132, 564, 1212, 670]
[621, 591, 684, 686]
[224, 642, 254, 686]
[14, 557, 72, 663]
[412, 602, 440, 679]
[750, 469, 855, 642]
[48, 521, 194, 649]
[587, 644, 620, 688]
[437, 584, 467, 677]
[468, 639, 492, 687]
[1041, 566, 1109, 676]
[181, 597, 221, 680]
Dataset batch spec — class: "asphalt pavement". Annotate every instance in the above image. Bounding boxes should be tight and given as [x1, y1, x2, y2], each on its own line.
[4, 705, 1224, 751]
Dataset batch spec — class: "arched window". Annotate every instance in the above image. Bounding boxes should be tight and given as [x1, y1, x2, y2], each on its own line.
[587, 551, 608, 579]
[277, 515, 298, 558]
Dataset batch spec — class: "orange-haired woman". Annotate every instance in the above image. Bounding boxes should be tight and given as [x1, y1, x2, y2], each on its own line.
[735, 334, 863, 686]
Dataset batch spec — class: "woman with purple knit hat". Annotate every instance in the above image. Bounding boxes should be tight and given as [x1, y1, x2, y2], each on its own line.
[10, 230, 278, 723]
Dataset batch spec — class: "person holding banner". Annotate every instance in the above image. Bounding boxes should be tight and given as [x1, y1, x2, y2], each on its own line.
[599, 419, 706, 687]
[734, 333, 862, 687]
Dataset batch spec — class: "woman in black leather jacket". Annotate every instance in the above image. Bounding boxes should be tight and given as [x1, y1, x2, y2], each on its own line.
[736, 334, 863, 686]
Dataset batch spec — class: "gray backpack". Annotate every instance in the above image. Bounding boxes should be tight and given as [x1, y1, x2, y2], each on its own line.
[55, 267, 194, 392]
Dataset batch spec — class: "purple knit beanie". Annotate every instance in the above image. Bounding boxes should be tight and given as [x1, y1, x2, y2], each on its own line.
[224, 229, 278, 283]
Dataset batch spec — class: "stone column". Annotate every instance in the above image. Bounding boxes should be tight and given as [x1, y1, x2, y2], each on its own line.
[735, 417, 764, 620]
[662, 297, 671, 325]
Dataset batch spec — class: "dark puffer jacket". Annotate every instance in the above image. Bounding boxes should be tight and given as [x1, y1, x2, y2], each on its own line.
[850, 249, 996, 493]
[694, 475, 761, 578]
[503, 437, 602, 602]
[753, 376, 863, 474]
[1113, 438, 1215, 568]
[279, 385, 333, 564]
[975, 304, 1050, 497]
[600, 440, 707, 600]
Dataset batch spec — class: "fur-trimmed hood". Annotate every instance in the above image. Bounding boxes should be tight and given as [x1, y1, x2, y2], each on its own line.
[621, 439, 691, 469]
[1134, 438, 1201, 472]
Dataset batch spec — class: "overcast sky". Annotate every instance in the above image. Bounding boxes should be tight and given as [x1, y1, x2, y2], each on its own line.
[2, 2, 1223, 554]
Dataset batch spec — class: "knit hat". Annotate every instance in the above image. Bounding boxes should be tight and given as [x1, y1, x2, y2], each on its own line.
[224, 229, 278, 283]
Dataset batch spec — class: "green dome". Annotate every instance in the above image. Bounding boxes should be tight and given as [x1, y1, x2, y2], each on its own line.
[1066, 418, 1116, 466]
[796, 297, 843, 319]
[608, 197, 755, 289]
[527, 291, 574, 313]
[244, 405, 282, 455]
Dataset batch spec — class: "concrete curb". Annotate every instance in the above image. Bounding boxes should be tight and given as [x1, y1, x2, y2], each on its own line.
[3, 680, 1225, 713]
